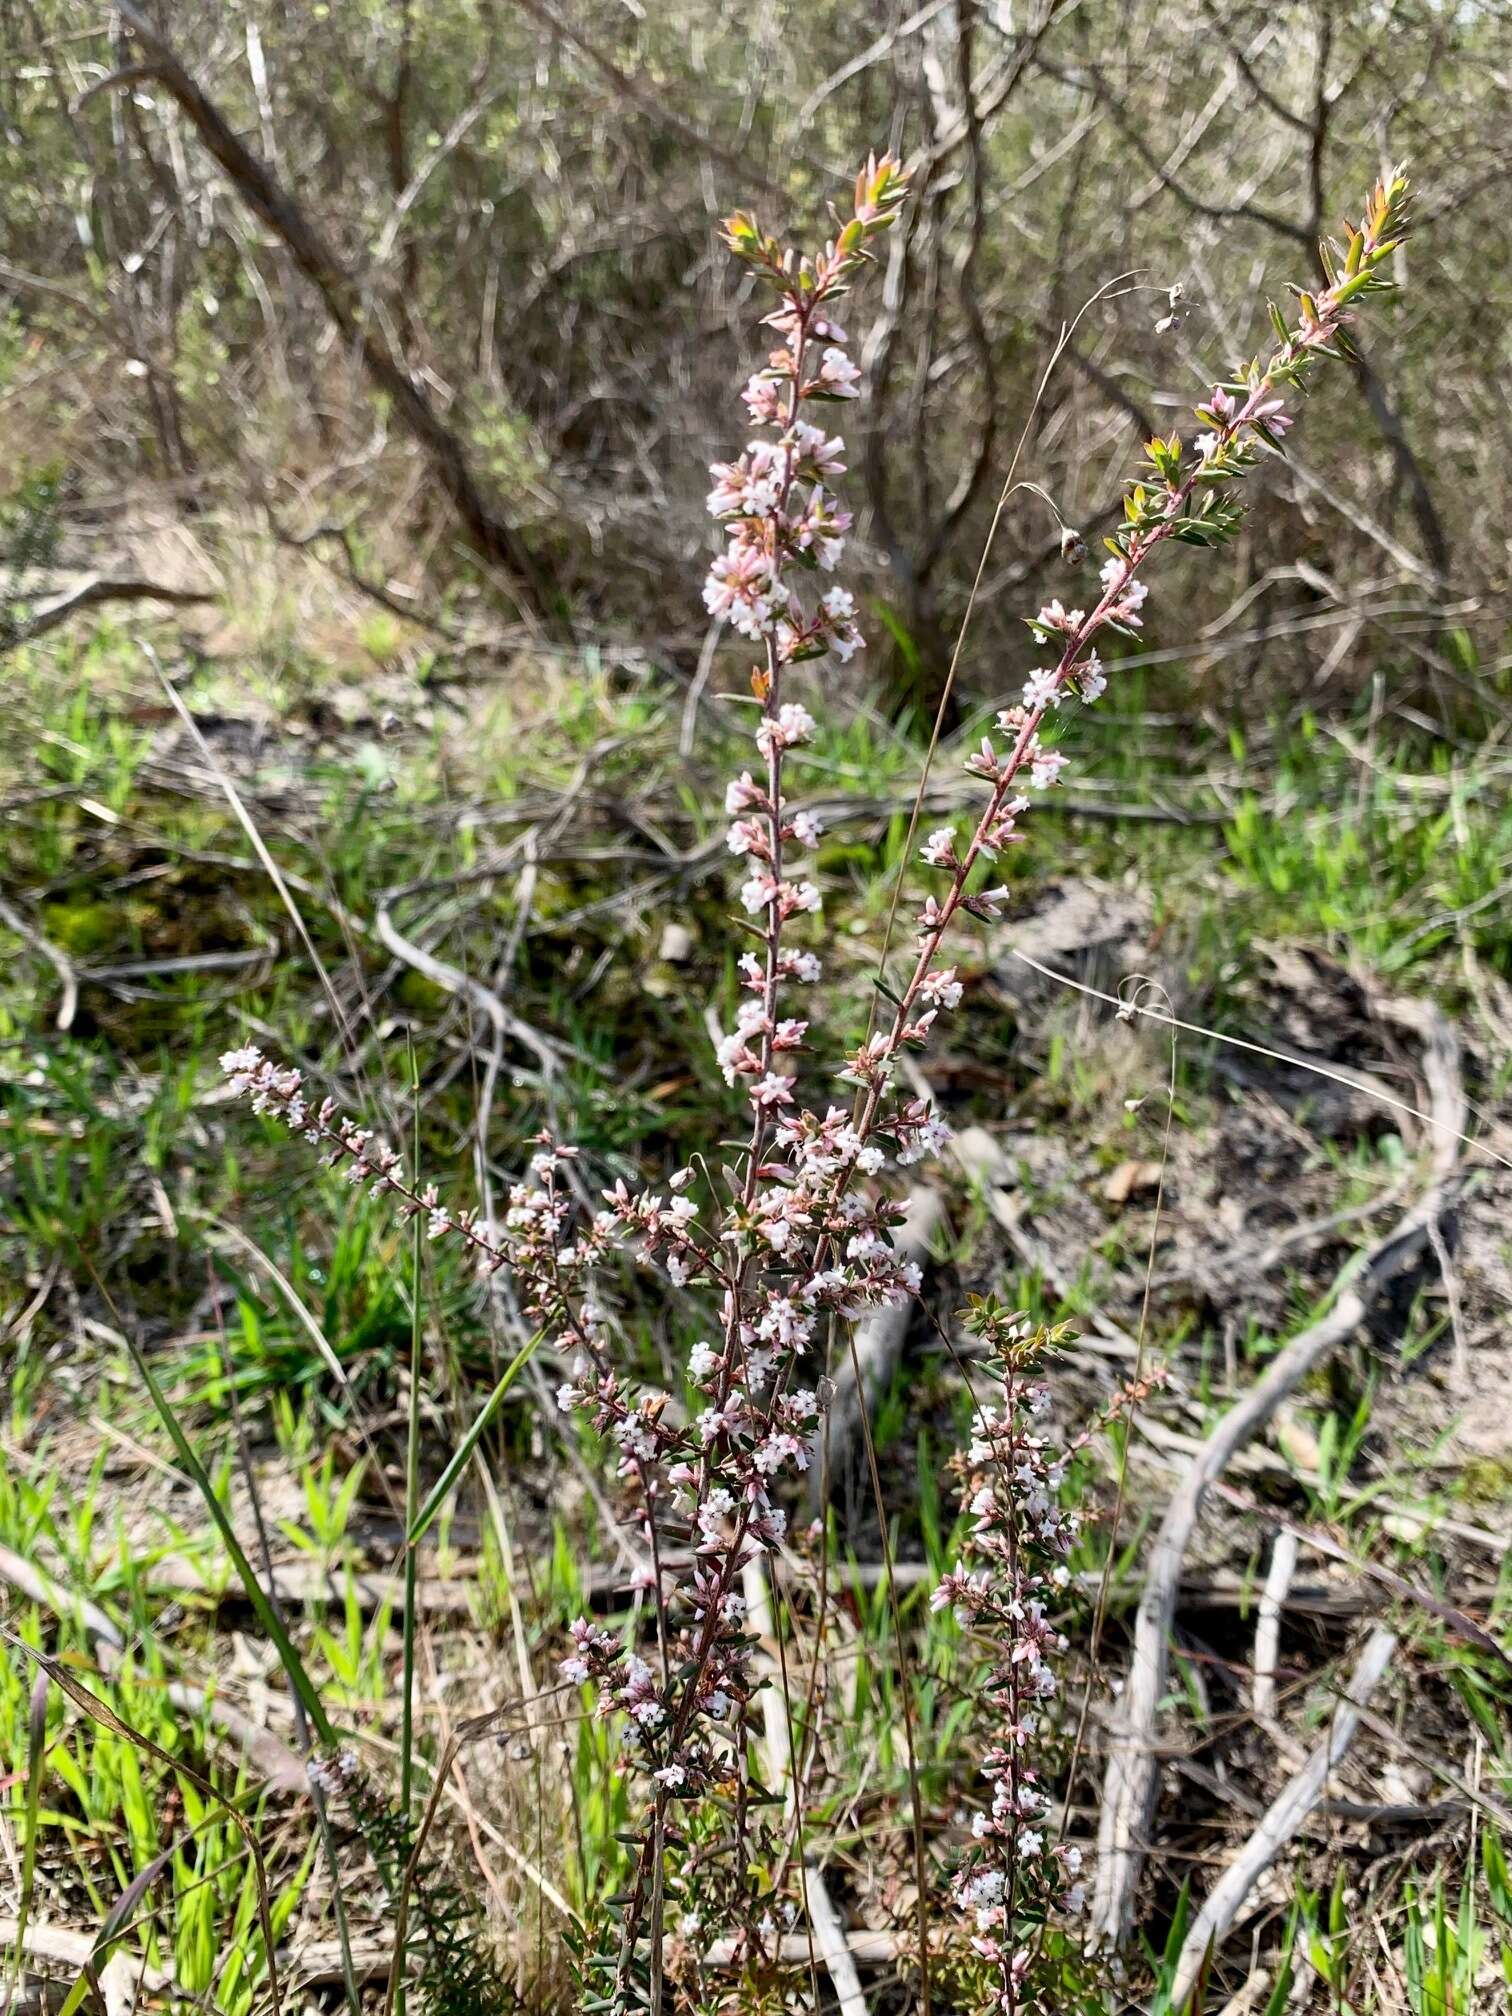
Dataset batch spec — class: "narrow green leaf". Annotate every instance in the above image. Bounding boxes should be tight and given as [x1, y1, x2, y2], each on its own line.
[406, 1329, 544, 1548]
[126, 1335, 336, 1746]
[9, 1670, 49, 2004]
[55, 1843, 178, 2016]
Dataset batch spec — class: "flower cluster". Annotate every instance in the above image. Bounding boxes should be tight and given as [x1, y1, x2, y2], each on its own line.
[935, 1309, 1086, 2008]
[938, 1305, 1165, 2013]
[218, 160, 1411, 2015]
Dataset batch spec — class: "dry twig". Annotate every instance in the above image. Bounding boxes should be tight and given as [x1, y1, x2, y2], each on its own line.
[1252, 1528, 1298, 1721]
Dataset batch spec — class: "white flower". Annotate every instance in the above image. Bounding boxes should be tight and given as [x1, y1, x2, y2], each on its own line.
[1022, 668, 1060, 713]
[922, 967, 963, 1010]
[1076, 651, 1106, 703]
[818, 345, 861, 396]
[740, 870, 776, 913]
[757, 701, 817, 757]
[742, 374, 782, 424]
[921, 828, 956, 867]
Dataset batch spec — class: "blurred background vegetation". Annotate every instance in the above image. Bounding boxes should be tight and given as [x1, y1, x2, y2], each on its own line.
[3, 0, 1508, 701]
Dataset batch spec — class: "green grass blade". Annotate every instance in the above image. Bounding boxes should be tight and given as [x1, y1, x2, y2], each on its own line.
[405, 1329, 542, 1549]
[1260, 1901, 1299, 2016]
[54, 1842, 177, 2016]
[125, 1334, 336, 1747]
[9, 1671, 49, 2001]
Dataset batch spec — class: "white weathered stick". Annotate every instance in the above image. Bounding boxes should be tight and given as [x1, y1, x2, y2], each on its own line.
[741, 1558, 869, 2012]
[703, 1928, 899, 1967]
[742, 1556, 793, 1800]
[0, 1915, 169, 2016]
[804, 1859, 871, 2016]
[1091, 998, 1462, 1944]
[1169, 1626, 1398, 2007]
[1253, 1528, 1299, 1719]
[807, 1186, 944, 1505]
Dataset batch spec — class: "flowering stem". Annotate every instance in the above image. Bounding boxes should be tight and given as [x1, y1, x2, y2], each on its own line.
[217, 159, 1413, 2016]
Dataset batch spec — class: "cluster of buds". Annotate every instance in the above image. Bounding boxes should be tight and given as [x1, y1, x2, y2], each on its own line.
[220, 1046, 620, 1388]
[219, 160, 1412, 2015]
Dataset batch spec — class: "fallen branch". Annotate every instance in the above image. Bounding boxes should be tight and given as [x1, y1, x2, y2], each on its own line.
[0, 899, 79, 1031]
[374, 899, 565, 1079]
[807, 1188, 944, 1508]
[702, 1928, 902, 1967]
[804, 1863, 870, 2016]
[1090, 995, 1464, 1944]
[1169, 1626, 1399, 2007]
[0, 1916, 401, 2010]
[122, 1547, 479, 1615]
[1252, 1529, 1298, 1720]
[1, 577, 211, 654]
[0, 1914, 169, 2016]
